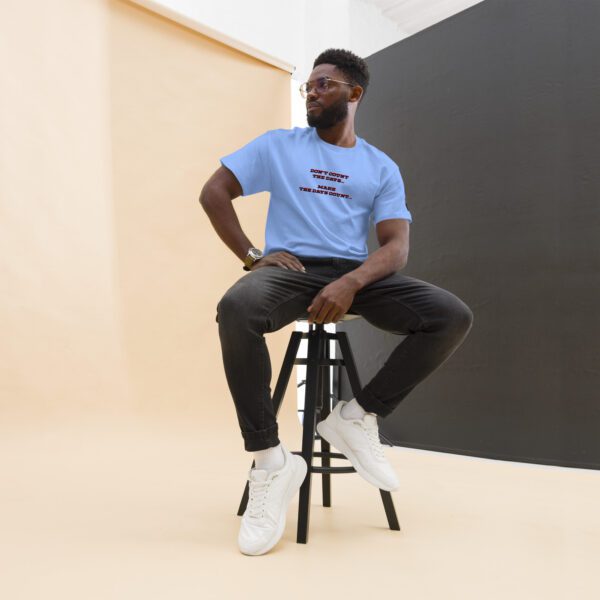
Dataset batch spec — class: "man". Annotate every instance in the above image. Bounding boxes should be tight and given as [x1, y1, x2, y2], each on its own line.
[200, 48, 473, 556]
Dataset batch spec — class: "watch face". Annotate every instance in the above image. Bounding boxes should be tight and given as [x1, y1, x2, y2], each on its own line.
[249, 248, 263, 260]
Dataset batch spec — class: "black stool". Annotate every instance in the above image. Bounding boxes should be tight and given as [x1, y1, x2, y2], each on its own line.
[236, 314, 400, 544]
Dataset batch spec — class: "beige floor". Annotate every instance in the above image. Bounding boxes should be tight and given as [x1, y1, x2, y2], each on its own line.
[1, 410, 599, 600]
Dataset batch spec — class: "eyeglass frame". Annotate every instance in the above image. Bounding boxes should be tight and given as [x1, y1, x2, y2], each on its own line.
[299, 76, 357, 98]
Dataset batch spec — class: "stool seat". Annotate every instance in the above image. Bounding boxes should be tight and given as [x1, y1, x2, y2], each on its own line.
[236, 312, 400, 544]
[296, 313, 362, 323]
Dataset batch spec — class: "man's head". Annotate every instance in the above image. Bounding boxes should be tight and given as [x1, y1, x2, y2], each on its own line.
[303, 48, 370, 129]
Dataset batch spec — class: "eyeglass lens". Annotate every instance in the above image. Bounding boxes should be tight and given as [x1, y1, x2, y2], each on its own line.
[301, 77, 329, 96]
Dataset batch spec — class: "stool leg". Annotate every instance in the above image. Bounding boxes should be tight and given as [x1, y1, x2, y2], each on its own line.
[236, 331, 303, 517]
[296, 325, 322, 543]
[272, 331, 304, 416]
[336, 330, 401, 532]
[320, 333, 332, 507]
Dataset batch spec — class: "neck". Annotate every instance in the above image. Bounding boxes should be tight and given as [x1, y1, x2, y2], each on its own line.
[315, 121, 357, 148]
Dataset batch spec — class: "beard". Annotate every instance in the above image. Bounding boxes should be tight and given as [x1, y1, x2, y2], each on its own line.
[307, 96, 349, 129]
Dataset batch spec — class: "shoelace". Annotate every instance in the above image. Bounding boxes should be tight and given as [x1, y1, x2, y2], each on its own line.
[357, 421, 386, 461]
[247, 475, 276, 519]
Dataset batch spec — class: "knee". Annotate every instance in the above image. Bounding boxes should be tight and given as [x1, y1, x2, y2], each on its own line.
[457, 302, 474, 335]
[434, 294, 474, 337]
[216, 289, 245, 326]
[216, 286, 266, 328]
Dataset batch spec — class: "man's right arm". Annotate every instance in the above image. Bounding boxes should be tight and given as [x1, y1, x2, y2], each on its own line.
[199, 165, 305, 272]
[199, 165, 254, 264]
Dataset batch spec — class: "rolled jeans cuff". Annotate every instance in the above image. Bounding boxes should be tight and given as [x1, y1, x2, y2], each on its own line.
[241, 423, 280, 452]
[355, 388, 393, 418]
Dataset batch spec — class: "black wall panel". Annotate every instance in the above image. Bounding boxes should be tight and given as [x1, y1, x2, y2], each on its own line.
[339, 0, 600, 469]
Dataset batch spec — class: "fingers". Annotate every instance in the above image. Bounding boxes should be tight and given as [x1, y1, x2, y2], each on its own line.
[309, 303, 339, 325]
[329, 311, 342, 324]
[319, 305, 339, 324]
[307, 293, 339, 325]
[280, 253, 306, 272]
[307, 293, 322, 324]
[255, 252, 305, 271]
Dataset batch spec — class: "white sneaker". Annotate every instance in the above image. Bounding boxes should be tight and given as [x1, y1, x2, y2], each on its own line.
[316, 400, 399, 492]
[238, 444, 307, 556]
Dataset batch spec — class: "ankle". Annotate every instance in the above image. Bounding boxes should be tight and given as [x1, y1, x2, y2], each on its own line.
[253, 443, 285, 472]
[341, 398, 370, 420]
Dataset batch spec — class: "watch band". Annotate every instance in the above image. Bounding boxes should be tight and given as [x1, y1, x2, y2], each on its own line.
[243, 247, 263, 271]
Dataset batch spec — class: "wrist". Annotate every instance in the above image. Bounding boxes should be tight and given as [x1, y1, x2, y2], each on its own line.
[243, 246, 263, 270]
[340, 271, 365, 292]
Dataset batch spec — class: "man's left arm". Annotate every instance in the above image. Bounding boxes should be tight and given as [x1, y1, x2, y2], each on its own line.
[306, 219, 409, 324]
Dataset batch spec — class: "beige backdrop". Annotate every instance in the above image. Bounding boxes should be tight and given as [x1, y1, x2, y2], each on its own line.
[1, 0, 298, 446]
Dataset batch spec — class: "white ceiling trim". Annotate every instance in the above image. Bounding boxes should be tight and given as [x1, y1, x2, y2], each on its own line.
[130, 0, 296, 73]
[363, 0, 486, 37]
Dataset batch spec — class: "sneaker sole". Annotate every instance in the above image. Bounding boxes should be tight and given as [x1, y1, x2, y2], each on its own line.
[241, 454, 308, 556]
[316, 420, 398, 492]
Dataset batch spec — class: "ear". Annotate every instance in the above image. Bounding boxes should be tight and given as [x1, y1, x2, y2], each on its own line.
[349, 85, 363, 103]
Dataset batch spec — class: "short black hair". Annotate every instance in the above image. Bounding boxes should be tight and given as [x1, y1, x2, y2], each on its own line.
[313, 48, 370, 106]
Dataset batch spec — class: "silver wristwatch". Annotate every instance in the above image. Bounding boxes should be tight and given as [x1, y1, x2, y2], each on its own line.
[243, 247, 263, 271]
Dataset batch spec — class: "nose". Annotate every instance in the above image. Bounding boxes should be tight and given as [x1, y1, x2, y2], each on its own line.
[306, 87, 319, 102]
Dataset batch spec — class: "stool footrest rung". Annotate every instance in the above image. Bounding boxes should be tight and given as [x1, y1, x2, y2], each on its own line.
[294, 358, 344, 366]
[292, 450, 347, 460]
[291, 450, 356, 474]
[311, 466, 356, 474]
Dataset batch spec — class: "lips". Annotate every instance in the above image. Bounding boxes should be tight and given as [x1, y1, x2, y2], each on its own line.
[307, 103, 320, 110]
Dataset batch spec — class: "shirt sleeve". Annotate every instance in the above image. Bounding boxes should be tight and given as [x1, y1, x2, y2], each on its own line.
[219, 131, 272, 196]
[372, 161, 412, 224]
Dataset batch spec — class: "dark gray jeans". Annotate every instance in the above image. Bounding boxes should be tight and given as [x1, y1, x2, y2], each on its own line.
[216, 256, 474, 452]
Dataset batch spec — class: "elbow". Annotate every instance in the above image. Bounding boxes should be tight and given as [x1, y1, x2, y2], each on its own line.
[199, 185, 213, 207]
[199, 183, 232, 208]
[395, 256, 407, 271]
[400, 250, 409, 270]
[387, 241, 407, 270]
[397, 247, 409, 270]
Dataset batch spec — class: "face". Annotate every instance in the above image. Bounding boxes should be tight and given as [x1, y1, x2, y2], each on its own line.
[304, 64, 360, 129]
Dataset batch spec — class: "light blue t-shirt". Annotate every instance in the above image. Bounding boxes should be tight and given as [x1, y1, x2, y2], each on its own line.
[219, 126, 412, 261]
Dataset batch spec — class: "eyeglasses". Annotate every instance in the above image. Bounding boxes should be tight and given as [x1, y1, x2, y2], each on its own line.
[299, 76, 355, 98]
